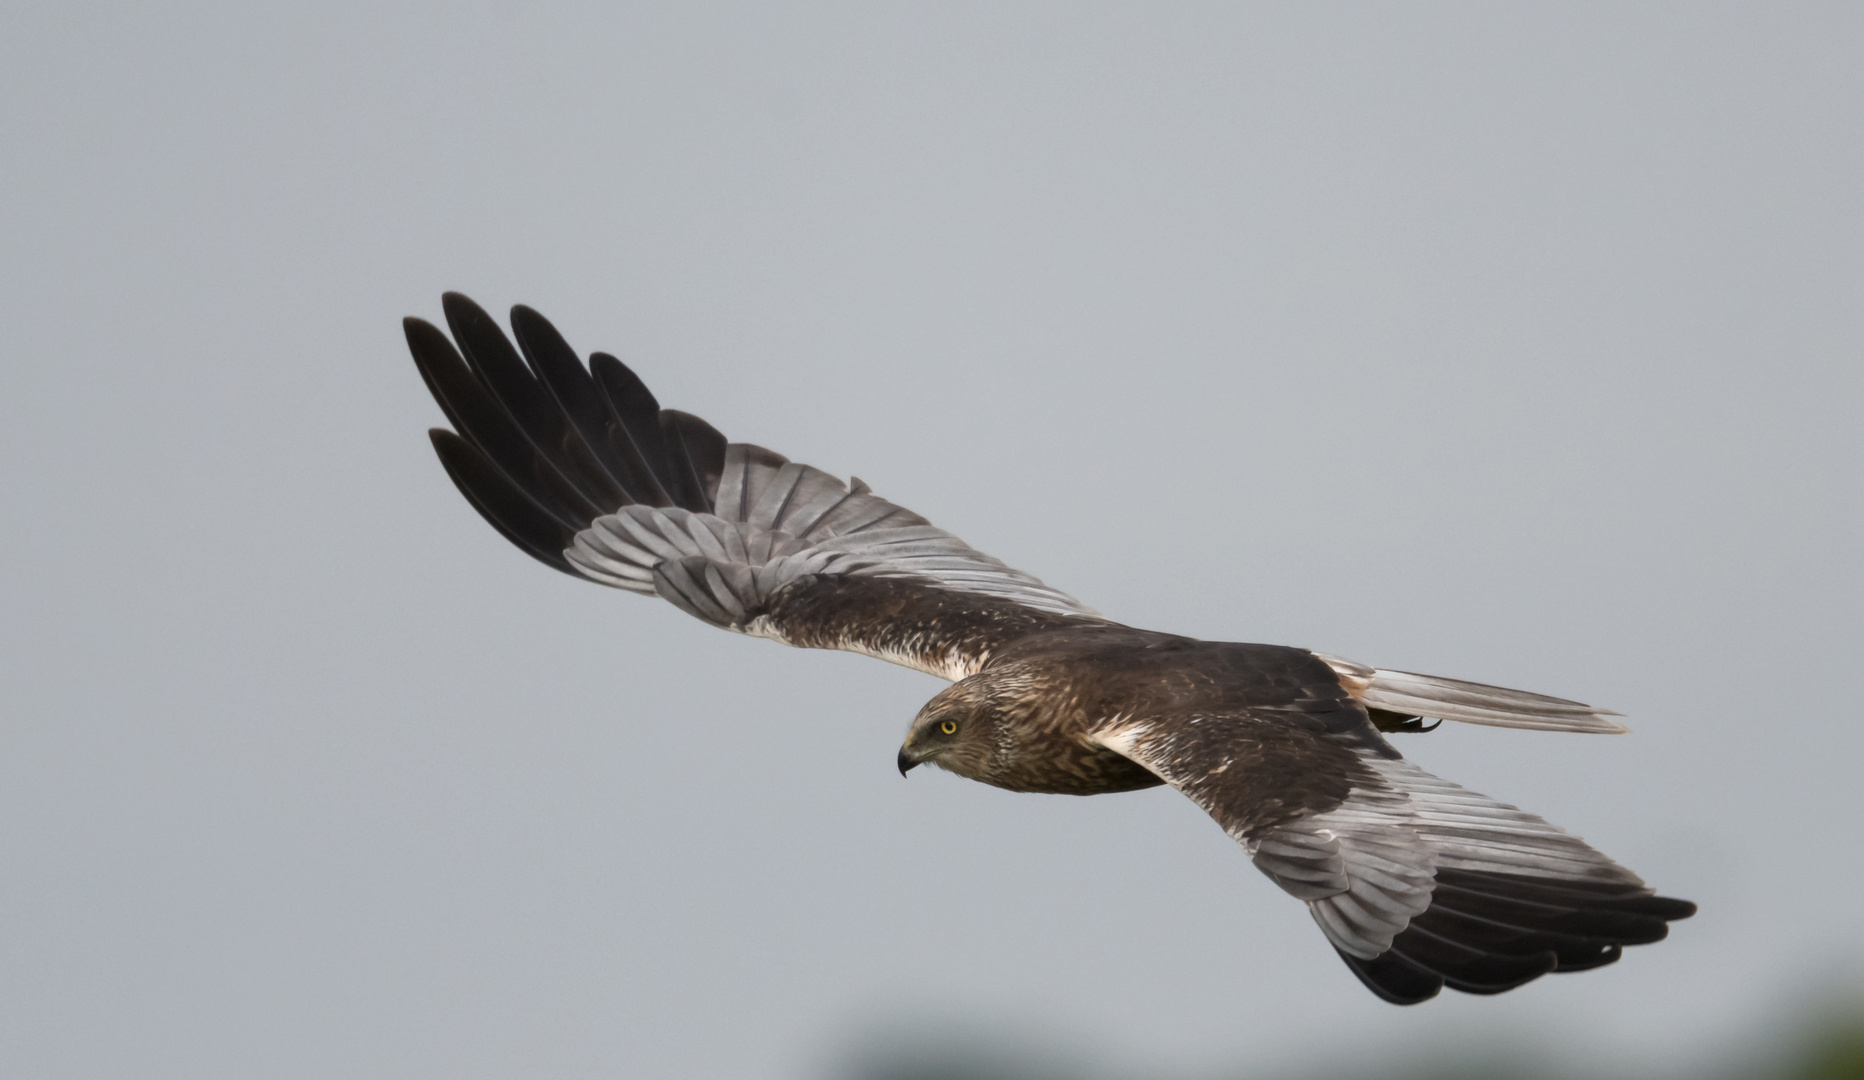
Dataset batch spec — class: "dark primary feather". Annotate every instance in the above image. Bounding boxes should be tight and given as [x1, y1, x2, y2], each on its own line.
[408, 294, 722, 582]
[1343, 871, 1697, 1003]
[658, 408, 722, 510]
[508, 305, 647, 502]
[427, 428, 577, 573]
[589, 352, 675, 502]
[440, 293, 629, 514]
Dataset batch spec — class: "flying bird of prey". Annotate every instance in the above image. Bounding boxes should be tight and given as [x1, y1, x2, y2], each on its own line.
[403, 293, 1695, 1005]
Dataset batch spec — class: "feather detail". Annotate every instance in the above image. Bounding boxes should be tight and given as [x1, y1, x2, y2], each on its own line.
[1317, 654, 1629, 734]
[408, 295, 1097, 679]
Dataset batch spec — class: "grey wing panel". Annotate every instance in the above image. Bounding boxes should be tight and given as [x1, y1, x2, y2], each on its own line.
[563, 441, 1099, 632]
[1096, 711, 1693, 1003]
[1092, 709, 1432, 959]
[565, 498, 1098, 680]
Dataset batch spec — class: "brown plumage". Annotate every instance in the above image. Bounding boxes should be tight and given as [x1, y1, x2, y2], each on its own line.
[901, 632, 1368, 801]
[403, 294, 1695, 1005]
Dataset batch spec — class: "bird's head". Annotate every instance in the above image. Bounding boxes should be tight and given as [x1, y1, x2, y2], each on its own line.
[896, 674, 1015, 783]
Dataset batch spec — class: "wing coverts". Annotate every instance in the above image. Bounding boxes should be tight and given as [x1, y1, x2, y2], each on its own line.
[572, 464, 1095, 626]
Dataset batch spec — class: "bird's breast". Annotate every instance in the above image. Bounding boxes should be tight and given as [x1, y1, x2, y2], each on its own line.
[984, 738, 1164, 796]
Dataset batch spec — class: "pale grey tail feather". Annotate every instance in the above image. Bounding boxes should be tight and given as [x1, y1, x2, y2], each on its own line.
[1317, 654, 1629, 734]
[565, 443, 1098, 628]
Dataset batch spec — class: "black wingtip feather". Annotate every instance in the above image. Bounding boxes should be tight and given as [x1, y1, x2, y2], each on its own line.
[585, 367, 669, 506]
[589, 352, 676, 502]
[436, 294, 635, 513]
[657, 411, 712, 512]
[663, 410, 727, 506]
[405, 318, 597, 533]
[508, 304, 648, 501]
[1610, 895, 1698, 921]
[1390, 936, 1558, 995]
[429, 429, 579, 576]
[1354, 870, 1698, 1003]
[1339, 950, 1443, 1005]
[403, 318, 469, 421]
[407, 294, 736, 574]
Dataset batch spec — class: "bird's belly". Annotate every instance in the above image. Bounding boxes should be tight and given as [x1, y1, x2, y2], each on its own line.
[985, 744, 1165, 796]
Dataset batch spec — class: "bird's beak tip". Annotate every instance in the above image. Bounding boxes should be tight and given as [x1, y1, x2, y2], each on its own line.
[897, 747, 918, 777]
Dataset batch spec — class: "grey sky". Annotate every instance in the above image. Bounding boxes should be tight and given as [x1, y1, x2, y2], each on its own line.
[1, 3, 1859, 1078]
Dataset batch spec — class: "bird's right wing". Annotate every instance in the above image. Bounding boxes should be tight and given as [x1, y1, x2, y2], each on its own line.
[1095, 709, 1694, 1004]
[404, 294, 1101, 681]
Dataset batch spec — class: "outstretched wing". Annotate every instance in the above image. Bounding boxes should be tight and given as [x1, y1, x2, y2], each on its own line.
[1096, 708, 1694, 1003]
[404, 293, 1100, 680]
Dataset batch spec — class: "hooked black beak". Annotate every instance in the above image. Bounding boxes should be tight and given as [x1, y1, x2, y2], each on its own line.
[897, 747, 919, 776]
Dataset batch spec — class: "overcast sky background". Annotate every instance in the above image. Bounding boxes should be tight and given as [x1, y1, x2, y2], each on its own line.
[2, 4, 1860, 1078]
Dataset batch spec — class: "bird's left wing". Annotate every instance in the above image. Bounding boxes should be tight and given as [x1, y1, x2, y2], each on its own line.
[405, 294, 1100, 680]
[1094, 708, 1695, 1003]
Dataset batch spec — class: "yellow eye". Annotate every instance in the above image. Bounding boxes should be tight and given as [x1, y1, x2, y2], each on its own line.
[939, 719, 958, 735]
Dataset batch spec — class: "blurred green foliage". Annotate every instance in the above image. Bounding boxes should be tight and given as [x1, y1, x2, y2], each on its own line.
[847, 1007, 1864, 1080]
[1780, 1014, 1864, 1080]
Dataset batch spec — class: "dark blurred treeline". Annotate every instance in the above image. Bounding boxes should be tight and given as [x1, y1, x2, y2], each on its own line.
[845, 1007, 1864, 1080]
